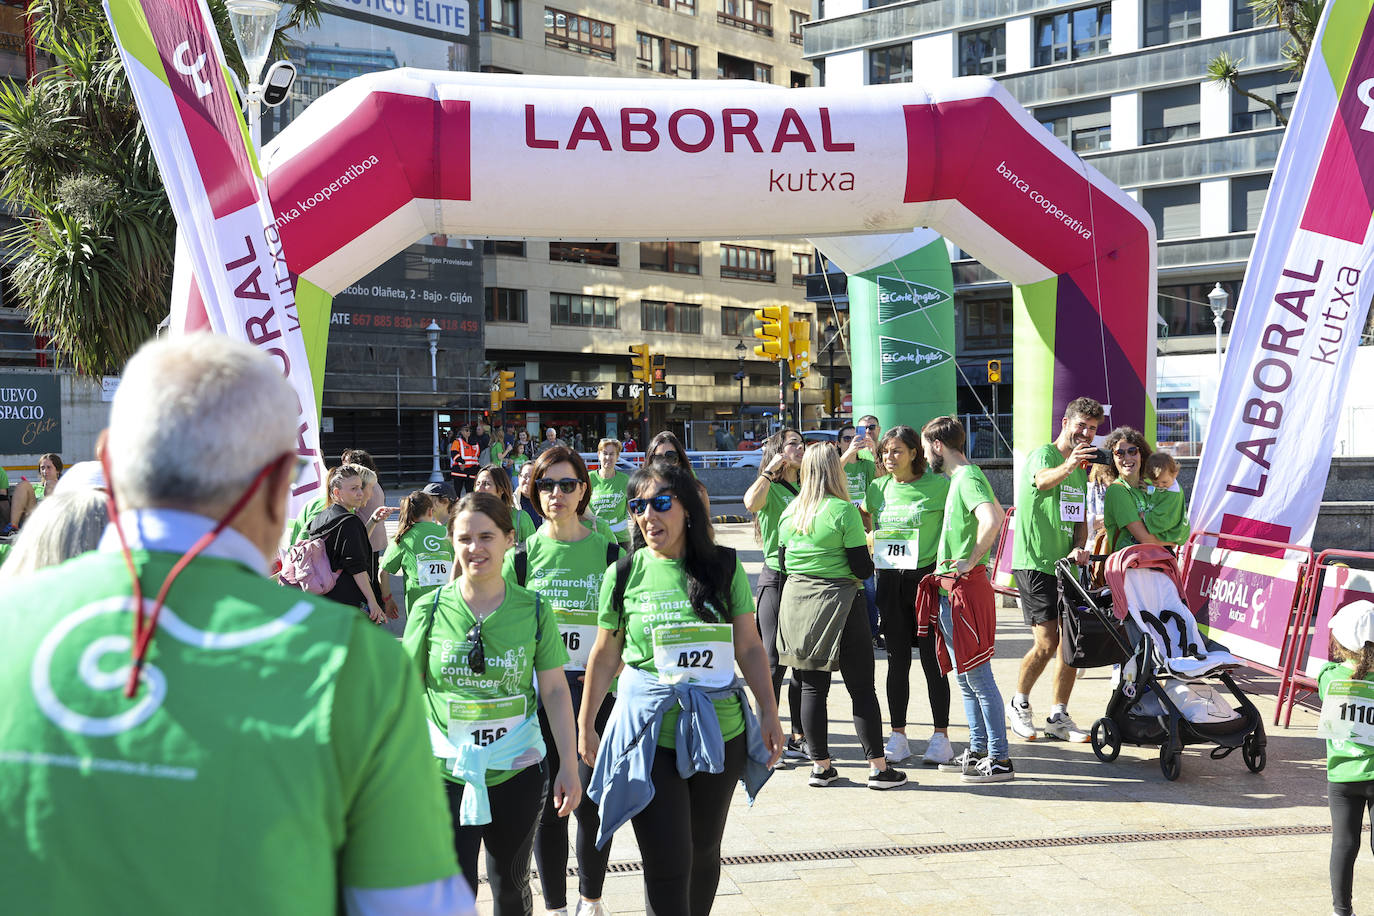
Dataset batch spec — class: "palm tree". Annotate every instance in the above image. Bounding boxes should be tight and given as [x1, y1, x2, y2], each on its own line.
[0, 0, 321, 376]
[1205, 0, 1325, 128]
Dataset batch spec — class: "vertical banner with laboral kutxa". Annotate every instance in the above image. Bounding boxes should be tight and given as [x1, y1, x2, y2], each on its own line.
[103, 0, 324, 512]
[1191, 1, 1374, 549]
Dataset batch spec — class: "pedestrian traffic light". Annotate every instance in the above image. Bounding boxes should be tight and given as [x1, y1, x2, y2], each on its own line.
[788, 318, 811, 380]
[988, 359, 1002, 384]
[629, 344, 651, 383]
[650, 353, 667, 395]
[753, 306, 790, 361]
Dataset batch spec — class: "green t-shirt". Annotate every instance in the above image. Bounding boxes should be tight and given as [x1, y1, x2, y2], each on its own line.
[598, 552, 752, 749]
[380, 520, 455, 614]
[401, 581, 568, 787]
[0, 465, 9, 490]
[1103, 479, 1149, 552]
[288, 496, 328, 545]
[756, 478, 798, 572]
[514, 509, 537, 544]
[937, 463, 997, 572]
[844, 456, 877, 506]
[1, 550, 458, 912]
[582, 515, 616, 544]
[778, 496, 868, 579]
[588, 471, 630, 543]
[864, 473, 949, 569]
[0, 542, 9, 568]
[503, 529, 615, 671]
[1144, 485, 1190, 545]
[1013, 442, 1087, 574]
[1319, 661, 1374, 782]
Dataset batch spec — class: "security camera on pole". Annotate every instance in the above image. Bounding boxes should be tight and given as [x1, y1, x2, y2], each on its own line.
[753, 306, 791, 427]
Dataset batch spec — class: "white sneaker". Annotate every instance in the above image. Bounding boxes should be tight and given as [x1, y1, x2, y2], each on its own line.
[922, 732, 954, 766]
[1044, 711, 1090, 743]
[884, 732, 911, 762]
[575, 901, 611, 916]
[1006, 698, 1037, 740]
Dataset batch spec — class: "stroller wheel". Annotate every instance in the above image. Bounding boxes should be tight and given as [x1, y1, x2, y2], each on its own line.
[1242, 735, 1266, 773]
[1091, 717, 1120, 763]
[1159, 746, 1182, 781]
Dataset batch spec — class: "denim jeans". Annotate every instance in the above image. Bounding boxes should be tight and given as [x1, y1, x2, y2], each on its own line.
[938, 596, 1009, 761]
[863, 574, 879, 636]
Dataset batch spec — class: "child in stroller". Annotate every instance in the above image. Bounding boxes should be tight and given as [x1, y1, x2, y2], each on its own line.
[1056, 544, 1267, 780]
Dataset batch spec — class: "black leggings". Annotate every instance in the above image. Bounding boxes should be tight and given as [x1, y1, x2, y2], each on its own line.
[794, 591, 885, 762]
[631, 734, 746, 916]
[447, 762, 546, 916]
[755, 565, 804, 735]
[1330, 778, 1374, 915]
[535, 676, 616, 910]
[876, 566, 950, 731]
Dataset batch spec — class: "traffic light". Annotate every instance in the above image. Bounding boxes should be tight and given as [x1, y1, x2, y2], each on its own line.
[987, 359, 1002, 384]
[753, 305, 790, 361]
[788, 318, 811, 380]
[629, 344, 651, 383]
[650, 353, 667, 395]
[489, 369, 516, 411]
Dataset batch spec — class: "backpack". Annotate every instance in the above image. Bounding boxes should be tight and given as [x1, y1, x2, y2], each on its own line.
[279, 515, 350, 595]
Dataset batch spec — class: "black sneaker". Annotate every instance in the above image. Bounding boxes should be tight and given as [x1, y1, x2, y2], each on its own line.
[784, 737, 808, 760]
[867, 767, 908, 790]
[808, 766, 840, 787]
[961, 757, 1014, 784]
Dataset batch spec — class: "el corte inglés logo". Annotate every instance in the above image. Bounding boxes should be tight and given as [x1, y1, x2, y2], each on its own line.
[879, 336, 952, 384]
[876, 276, 951, 324]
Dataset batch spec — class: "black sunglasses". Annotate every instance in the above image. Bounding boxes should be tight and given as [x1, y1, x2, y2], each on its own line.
[534, 477, 580, 494]
[652, 451, 681, 465]
[629, 493, 676, 515]
[1113, 446, 1140, 458]
[840, 434, 855, 443]
[466, 619, 486, 675]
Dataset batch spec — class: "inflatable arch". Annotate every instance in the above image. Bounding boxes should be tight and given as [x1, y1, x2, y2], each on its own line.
[257, 71, 1157, 451]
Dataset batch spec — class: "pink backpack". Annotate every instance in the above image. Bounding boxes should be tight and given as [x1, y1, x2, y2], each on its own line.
[279, 519, 344, 594]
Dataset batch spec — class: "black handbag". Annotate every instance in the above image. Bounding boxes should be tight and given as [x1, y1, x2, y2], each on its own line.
[1058, 569, 1129, 669]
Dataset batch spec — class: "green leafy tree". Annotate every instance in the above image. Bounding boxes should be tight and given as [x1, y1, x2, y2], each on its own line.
[1206, 0, 1325, 128]
[0, 0, 321, 375]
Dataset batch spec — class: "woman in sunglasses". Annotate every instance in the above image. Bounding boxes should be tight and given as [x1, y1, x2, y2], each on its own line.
[513, 447, 622, 916]
[742, 426, 808, 758]
[1100, 427, 1162, 553]
[645, 430, 711, 512]
[400, 492, 580, 916]
[580, 464, 783, 916]
[475, 463, 537, 544]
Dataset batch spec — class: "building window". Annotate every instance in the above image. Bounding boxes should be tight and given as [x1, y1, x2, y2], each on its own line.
[481, 0, 521, 37]
[1034, 4, 1111, 67]
[1143, 0, 1201, 47]
[720, 244, 775, 282]
[637, 33, 697, 77]
[544, 9, 615, 60]
[790, 9, 808, 44]
[1231, 174, 1271, 232]
[722, 306, 762, 337]
[551, 292, 618, 328]
[963, 298, 1013, 349]
[1142, 184, 1201, 239]
[550, 241, 619, 265]
[1037, 97, 1111, 153]
[1232, 70, 1298, 131]
[483, 239, 526, 257]
[1142, 85, 1200, 144]
[958, 26, 1006, 76]
[718, 52, 770, 82]
[640, 241, 701, 274]
[485, 287, 528, 323]
[642, 300, 702, 334]
[790, 70, 810, 88]
[1158, 281, 1239, 337]
[718, 0, 772, 35]
[1233, 0, 1255, 29]
[792, 251, 813, 286]
[869, 43, 912, 84]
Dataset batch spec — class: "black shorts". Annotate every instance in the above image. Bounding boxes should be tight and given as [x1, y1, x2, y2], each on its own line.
[1014, 568, 1061, 627]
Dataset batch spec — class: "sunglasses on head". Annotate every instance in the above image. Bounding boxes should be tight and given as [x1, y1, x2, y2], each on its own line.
[466, 619, 486, 675]
[628, 493, 676, 515]
[534, 477, 580, 494]
[1114, 446, 1140, 458]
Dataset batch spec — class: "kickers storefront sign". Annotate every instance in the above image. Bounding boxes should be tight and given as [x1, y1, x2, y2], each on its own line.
[539, 383, 605, 400]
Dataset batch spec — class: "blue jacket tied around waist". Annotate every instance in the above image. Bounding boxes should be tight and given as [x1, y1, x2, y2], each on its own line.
[586, 665, 773, 849]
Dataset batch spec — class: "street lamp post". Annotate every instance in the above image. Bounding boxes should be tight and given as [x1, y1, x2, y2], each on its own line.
[427, 321, 443, 483]
[734, 340, 747, 437]
[226, 0, 281, 148]
[823, 318, 838, 418]
[1207, 282, 1229, 376]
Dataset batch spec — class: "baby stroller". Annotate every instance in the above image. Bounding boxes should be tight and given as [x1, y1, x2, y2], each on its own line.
[1055, 545, 1267, 781]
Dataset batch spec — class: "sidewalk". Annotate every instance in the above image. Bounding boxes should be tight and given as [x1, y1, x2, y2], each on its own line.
[471, 522, 1350, 916]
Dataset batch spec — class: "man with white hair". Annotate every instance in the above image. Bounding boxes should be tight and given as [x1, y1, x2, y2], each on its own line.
[0, 335, 473, 915]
